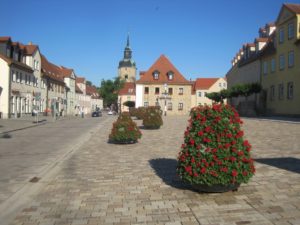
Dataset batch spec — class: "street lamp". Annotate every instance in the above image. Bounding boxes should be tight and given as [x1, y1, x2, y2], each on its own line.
[163, 83, 168, 116]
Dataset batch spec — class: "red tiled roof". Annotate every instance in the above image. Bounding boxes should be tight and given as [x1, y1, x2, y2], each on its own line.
[24, 44, 38, 55]
[0, 53, 33, 73]
[76, 77, 85, 83]
[86, 85, 99, 97]
[136, 55, 190, 84]
[0, 36, 11, 42]
[60, 66, 74, 78]
[194, 78, 219, 90]
[118, 82, 136, 96]
[41, 54, 65, 84]
[255, 38, 269, 42]
[284, 3, 300, 14]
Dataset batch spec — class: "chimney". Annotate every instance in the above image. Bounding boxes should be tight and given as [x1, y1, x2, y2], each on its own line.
[28, 41, 33, 45]
[139, 71, 146, 78]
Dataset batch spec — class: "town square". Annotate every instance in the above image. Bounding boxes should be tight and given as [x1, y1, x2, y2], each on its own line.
[0, 1, 300, 225]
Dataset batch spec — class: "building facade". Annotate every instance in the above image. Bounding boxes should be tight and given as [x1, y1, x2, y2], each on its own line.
[261, 4, 300, 115]
[136, 55, 192, 115]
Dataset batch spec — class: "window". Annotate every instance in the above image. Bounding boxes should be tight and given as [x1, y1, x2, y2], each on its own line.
[16, 72, 20, 83]
[263, 61, 268, 75]
[279, 54, 285, 70]
[167, 71, 174, 80]
[11, 70, 16, 82]
[128, 88, 133, 93]
[223, 83, 226, 87]
[6, 47, 10, 57]
[278, 83, 284, 100]
[279, 28, 284, 44]
[198, 91, 201, 97]
[219, 83, 222, 87]
[271, 58, 276, 72]
[168, 88, 173, 95]
[153, 71, 159, 80]
[124, 74, 128, 80]
[270, 85, 275, 101]
[204, 92, 207, 97]
[144, 87, 149, 94]
[144, 102, 149, 107]
[288, 51, 294, 68]
[155, 87, 160, 94]
[288, 23, 294, 39]
[167, 102, 172, 110]
[178, 103, 183, 111]
[287, 82, 293, 99]
[179, 88, 183, 95]
[20, 73, 23, 83]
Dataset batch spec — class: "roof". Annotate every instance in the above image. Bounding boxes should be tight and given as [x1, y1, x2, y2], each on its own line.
[41, 54, 65, 84]
[86, 85, 100, 98]
[24, 44, 39, 55]
[0, 53, 33, 73]
[76, 77, 85, 83]
[0, 36, 11, 42]
[136, 55, 190, 84]
[284, 3, 300, 14]
[118, 82, 136, 96]
[60, 66, 74, 78]
[255, 38, 269, 42]
[194, 78, 219, 90]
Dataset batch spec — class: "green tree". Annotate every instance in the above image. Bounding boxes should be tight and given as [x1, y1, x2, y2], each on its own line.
[99, 77, 124, 109]
[86, 80, 92, 86]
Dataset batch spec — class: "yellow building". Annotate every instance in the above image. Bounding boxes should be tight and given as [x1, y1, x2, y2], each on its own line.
[136, 55, 192, 115]
[261, 4, 300, 116]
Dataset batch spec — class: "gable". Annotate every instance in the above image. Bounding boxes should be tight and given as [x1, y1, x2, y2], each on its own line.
[277, 5, 297, 25]
[136, 55, 190, 84]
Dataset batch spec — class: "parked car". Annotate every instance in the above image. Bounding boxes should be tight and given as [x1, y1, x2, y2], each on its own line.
[107, 110, 116, 115]
[92, 110, 102, 117]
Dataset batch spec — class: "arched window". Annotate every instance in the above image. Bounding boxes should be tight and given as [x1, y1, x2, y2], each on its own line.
[125, 74, 128, 80]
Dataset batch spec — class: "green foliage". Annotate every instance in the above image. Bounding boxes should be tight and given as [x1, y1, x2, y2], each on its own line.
[99, 77, 125, 107]
[177, 104, 255, 186]
[143, 106, 163, 129]
[135, 107, 147, 120]
[123, 101, 135, 108]
[109, 112, 142, 143]
[206, 83, 262, 102]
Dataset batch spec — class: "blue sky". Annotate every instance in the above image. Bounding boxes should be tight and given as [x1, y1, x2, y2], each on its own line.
[0, 0, 297, 86]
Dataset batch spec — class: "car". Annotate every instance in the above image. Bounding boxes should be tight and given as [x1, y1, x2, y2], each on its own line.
[92, 110, 102, 117]
[107, 110, 116, 115]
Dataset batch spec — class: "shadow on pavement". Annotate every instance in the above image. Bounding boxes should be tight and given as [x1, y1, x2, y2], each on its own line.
[255, 157, 300, 174]
[149, 158, 193, 191]
[1, 133, 12, 139]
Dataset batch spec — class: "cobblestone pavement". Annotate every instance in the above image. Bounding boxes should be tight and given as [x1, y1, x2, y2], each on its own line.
[7, 116, 300, 225]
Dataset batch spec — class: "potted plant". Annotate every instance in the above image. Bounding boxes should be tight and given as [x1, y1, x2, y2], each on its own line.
[142, 106, 163, 129]
[177, 104, 255, 192]
[109, 112, 142, 144]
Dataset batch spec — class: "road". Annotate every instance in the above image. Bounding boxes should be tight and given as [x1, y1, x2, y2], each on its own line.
[0, 115, 115, 224]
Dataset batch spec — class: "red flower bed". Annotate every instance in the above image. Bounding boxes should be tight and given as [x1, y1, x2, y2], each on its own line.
[177, 104, 255, 186]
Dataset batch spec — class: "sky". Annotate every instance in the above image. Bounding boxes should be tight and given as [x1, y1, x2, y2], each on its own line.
[0, 0, 297, 86]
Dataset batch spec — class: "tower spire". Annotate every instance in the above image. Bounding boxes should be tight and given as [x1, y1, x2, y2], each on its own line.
[126, 32, 130, 47]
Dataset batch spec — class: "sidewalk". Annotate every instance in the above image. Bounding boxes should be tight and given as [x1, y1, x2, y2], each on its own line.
[0, 115, 88, 135]
[7, 116, 300, 225]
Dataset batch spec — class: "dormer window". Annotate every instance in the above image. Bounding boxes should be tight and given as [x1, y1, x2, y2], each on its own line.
[153, 70, 159, 80]
[167, 71, 174, 80]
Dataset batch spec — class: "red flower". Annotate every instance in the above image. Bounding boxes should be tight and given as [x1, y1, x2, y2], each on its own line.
[185, 166, 192, 173]
[200, 167, 206, 174]
[226, 133, 233, 138]
[231, 169, 238, 177]
[193, 172, 199, 177]
[205, 126, 212, 133]
[224, 143, 231, 148]
[198, 131, 204, 136]
[191, 157, 195, 163]
[242, 171, 248, 176]
[243, 140, 251, 147]
[190, 139, 195, 145]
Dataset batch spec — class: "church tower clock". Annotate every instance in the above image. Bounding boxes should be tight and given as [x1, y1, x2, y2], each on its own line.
[118, 35, 136, 82]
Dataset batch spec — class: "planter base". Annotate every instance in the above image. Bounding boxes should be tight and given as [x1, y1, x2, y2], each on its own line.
[109, 139, 137, 144]
[191, 183, 240, 193]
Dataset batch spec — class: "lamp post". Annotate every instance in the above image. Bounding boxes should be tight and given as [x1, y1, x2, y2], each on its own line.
[163, 83, 167, 116]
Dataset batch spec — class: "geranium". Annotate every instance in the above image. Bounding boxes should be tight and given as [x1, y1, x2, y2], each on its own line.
[177, 103, 255, 186]
[109, 112, 142, 143]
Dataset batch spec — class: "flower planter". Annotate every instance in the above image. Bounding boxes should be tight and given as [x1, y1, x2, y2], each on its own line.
[143, 126, 160, 130]
[190, 183, 240, 193]
[109, 139, 137, 144]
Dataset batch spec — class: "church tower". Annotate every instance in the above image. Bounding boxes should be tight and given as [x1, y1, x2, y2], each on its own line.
[118, 34, 136, 82]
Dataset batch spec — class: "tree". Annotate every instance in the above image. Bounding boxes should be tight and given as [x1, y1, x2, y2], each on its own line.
[123, 101, 135, 108]
[99, 77, 124, 109]
[86, 80, 92, 86]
